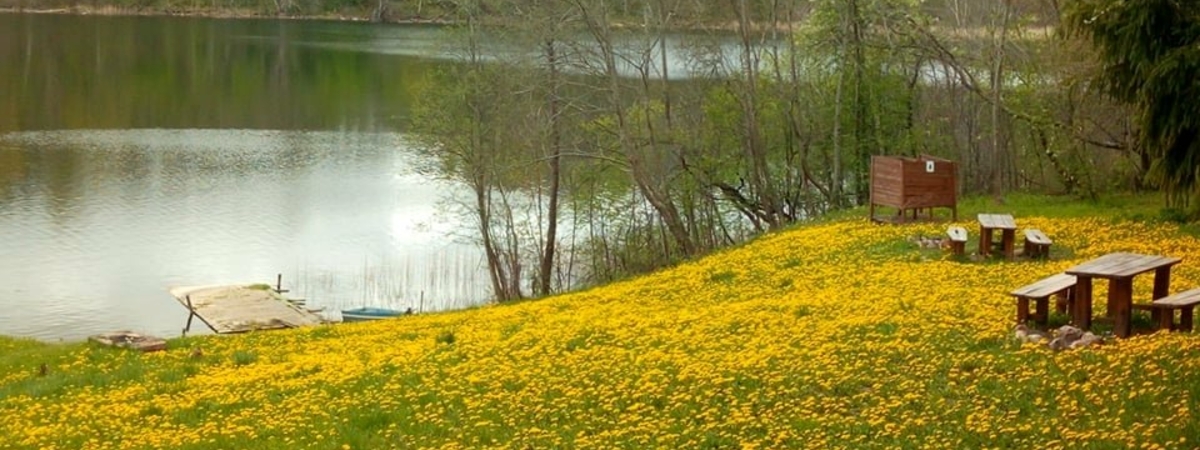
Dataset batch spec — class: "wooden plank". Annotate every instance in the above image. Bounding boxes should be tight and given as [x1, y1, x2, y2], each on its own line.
[873, 192, 904, 205]
[872, 174, 904, 186]
[1066, 252, 1181, 278]
[1010, 273, 1077, 299]
[169, 285, 325, 334]
[977, 213, 1016, 229]
[1152, 287, 1200, 307]
[947, 226, 968, 242]
[1025, 229, 1051, 245]
[1077, 253, 1159, 276]
[89, 331, 167, 352]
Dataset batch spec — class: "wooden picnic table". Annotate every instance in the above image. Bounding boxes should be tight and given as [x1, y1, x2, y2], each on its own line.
[977, 213, 1017, 260]
[1064, 252, 1182, 338]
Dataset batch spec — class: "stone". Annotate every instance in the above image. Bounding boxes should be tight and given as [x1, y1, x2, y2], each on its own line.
[1057, 325, 1084, 341]
[1069, 332, 1104, 349]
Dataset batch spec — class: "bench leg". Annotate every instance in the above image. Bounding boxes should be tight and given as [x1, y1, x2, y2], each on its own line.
[1182, 307, 1194, 332]
[1110, 278, 1133, 338]
[1027, 243, 1048, 259]
[1017, 298, 1030, 324]
[1074, 276, 1093, 331]
[1035, 297, 1049, 325]
[1055, 290, 1072, 314]
[1160, 308, 1176, 331]
[1002, 229, 1016, 260]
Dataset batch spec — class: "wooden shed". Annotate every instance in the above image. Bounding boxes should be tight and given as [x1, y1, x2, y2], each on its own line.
[869, 155, 957, 223]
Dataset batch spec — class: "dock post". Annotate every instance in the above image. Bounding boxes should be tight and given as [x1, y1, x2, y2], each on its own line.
[183, 294, 196, 336]
[275, 273, 289, 294]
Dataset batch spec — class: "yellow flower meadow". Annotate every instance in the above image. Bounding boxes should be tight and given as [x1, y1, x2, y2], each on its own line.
[2, 216, 1199, 449]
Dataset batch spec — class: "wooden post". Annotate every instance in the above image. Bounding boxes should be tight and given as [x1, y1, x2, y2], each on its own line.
[1157, 308, 1175, 331]
[1074, 276, 1093, 331]
[1035, 297, 1049, 325]
[275, 273, 289, 294]
[1001, 229, 1015, 260]
[1153, 267, 1172, 300]
[1055, 290, 1071, 314]
[1016, 298, 1030, 324]
[183, 294, 196, 336]
[1111, 278, 1133, 338]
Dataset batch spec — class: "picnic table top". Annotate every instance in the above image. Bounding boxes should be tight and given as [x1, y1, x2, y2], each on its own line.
[1064, 252, 1182, 278]
[977, 213, 1016, 230]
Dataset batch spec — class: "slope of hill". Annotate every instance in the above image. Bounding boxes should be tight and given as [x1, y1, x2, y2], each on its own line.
[3, 196, 1199, 449]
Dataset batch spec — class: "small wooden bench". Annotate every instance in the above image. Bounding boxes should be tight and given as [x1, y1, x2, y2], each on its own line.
[946, 226, 968, 256]
[1132, 288, 1200, 332]
[1024, 229, 1052, 259]
[1010, 273, 1076, 326]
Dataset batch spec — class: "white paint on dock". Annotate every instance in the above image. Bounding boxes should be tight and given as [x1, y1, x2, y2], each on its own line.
[169, 285, 326, 334]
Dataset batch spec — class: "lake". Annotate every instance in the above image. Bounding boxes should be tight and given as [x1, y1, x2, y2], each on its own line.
[0, 12, 737, 341]
[0, 13, 488, 340]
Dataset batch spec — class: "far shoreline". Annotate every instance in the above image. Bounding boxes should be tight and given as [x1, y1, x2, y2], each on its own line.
[0, 6, 774, 33]
[0, 5, 454, 25]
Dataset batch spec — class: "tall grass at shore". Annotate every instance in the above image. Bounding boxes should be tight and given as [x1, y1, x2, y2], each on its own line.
[3, 194, 1200, 449]
[288, 249, 490, 315]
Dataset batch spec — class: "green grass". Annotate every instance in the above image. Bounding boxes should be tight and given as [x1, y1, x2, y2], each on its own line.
[3, 192, 1200, 449]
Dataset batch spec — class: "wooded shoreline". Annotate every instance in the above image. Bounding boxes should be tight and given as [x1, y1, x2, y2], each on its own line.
[0, 5, 449, 24]
[0, 4, 784, 32]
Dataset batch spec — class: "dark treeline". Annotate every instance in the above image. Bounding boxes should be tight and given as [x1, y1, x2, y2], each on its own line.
[4, 1, 1173, 303]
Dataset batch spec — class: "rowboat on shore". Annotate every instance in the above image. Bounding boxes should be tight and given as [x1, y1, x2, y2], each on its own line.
[340, 306, 413, 322]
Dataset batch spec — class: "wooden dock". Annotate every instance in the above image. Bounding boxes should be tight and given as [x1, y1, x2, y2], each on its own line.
[169, 284, 326, 334]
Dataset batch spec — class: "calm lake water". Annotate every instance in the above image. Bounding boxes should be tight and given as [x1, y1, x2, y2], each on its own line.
[0, 12, 733, 341]
[0, 14, 490, 340]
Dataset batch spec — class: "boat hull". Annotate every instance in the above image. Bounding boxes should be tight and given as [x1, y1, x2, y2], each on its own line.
[341, 307, 408, 322]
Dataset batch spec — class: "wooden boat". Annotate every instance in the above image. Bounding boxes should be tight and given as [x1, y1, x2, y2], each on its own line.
[340, 306, 412, 322]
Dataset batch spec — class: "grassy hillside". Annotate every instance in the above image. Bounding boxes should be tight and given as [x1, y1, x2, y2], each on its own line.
[3, 194, 1200, 449]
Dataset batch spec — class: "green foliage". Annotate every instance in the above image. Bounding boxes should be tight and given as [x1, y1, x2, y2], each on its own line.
[1158, 207, 1189, 224]
[231, 349, 258, 366]
[1064, 0, 1200, 211]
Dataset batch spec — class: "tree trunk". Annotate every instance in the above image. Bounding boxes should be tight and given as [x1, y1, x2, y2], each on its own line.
[989, 0, 1014, 198]
[537, 38, 562, 297]
[575, 0, 696, 257]
[849, 0, 870, 205]
[732, 0, 782, 228]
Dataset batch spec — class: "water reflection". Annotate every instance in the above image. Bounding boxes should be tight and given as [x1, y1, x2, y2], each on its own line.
[0, 13, 434, 133]
[0, 130, 488, 340]
[0, 12, 748, 340]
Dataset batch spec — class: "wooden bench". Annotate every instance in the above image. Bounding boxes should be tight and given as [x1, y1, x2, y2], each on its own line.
[1010, 273, 1076, 326]
[1132, 288, 1200, 332]
[1024, 229, 1052, 259]
[946, 226, 968, 256]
